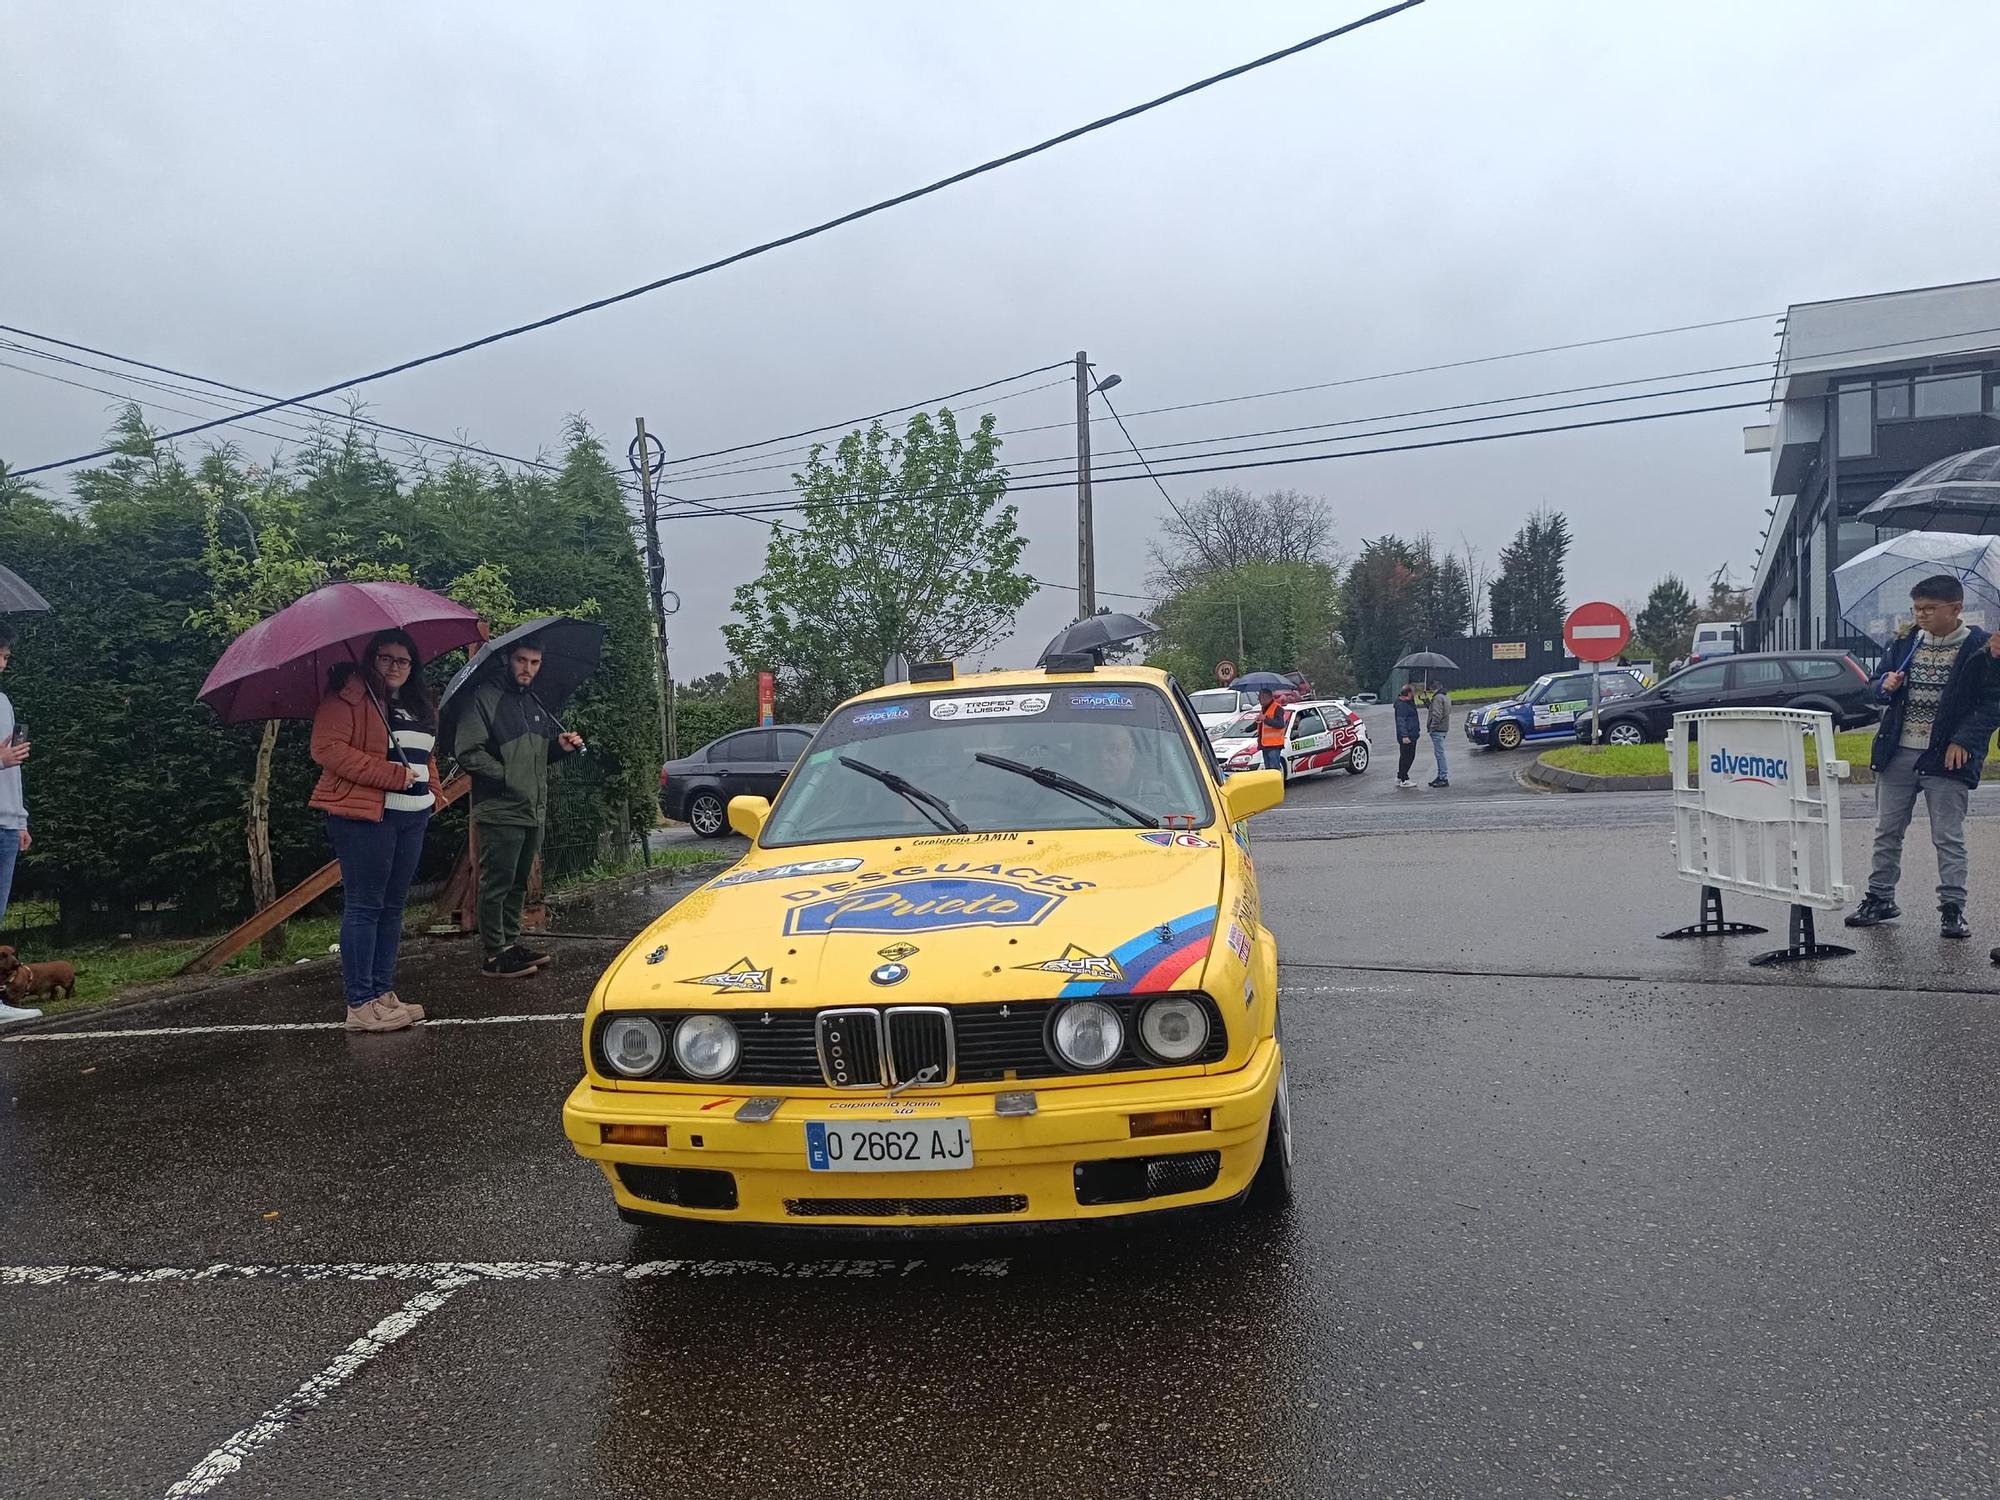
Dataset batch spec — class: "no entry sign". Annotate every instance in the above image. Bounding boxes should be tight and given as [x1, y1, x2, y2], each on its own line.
[1564, 601, 1632, 663]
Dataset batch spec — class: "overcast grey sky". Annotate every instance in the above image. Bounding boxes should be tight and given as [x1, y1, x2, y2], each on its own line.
[6, 0, 1997, 674]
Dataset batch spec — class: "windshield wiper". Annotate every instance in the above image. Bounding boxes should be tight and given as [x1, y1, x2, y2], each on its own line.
[974, 753, 1157, 828]
[837, 756, 969, 834]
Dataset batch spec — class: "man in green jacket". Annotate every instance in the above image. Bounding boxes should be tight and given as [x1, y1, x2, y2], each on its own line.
[453, 639, 585, 979]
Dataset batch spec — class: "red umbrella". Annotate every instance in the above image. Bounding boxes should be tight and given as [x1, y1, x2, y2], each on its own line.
[198, 580, 486, 723]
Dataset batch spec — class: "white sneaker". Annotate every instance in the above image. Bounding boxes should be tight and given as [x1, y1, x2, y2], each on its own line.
[0, 1001, 43, 1024]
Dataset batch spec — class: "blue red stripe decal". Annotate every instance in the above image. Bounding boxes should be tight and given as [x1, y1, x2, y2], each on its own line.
[1059, 906, 1217, 998]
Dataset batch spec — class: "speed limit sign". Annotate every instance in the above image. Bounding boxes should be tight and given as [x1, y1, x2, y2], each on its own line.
[1216, 660, 1237, 685]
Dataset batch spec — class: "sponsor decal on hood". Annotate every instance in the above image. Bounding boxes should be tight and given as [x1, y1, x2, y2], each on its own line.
[1054, 907, 1218, 997]
[709, 857, 864, 890]
[682, 957, 773, 993]
[1015, 944, 1124, 983]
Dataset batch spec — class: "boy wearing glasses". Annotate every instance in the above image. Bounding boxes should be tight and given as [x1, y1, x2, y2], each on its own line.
[1846, 575, 2000, 939]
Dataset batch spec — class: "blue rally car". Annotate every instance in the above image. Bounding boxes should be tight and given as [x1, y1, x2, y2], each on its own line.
[1463, 668, 1646, 751]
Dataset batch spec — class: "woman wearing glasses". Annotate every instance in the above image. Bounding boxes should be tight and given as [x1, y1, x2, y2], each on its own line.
[308, 628, 443, 1032]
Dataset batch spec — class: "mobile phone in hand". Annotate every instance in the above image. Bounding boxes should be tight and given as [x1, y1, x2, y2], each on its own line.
[10, 722, 24, 746]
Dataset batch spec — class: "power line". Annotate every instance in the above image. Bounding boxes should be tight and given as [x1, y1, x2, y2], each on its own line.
[1094, 382, 1192, 533]
[0, 325, 586, 482]
[664, 373, 1770, 507]
[661, 397, 1770, 523]
[656, 366, 1071, 470]
[11, 1, 1424, 477]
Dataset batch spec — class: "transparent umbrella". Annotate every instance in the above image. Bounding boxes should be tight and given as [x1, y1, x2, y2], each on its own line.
[1858, 445, 2000, 534]
[1834, 530, 2000, 650]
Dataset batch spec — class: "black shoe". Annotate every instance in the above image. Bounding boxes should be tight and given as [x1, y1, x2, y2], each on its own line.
[1941, 903, 1971, 939]
[1990, 946, 2000, 965]
[506, 942, 552, 968]
[481, 951, 540, 981]
[1844, 894, 1901, 928]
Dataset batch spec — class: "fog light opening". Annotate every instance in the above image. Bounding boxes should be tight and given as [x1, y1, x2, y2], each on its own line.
[603, 1124, 672, 1148]
[1128, 1108, 1211, 1138]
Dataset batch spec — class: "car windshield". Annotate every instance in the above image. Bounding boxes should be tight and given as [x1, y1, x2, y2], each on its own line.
[761, 683, 1215, 846]
[1208, 710, 1262, 742]
[1189, 688, 1241, 716]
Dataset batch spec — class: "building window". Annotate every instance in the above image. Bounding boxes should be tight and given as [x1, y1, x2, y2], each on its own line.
[1874, 378, 1911, 420]
[1914, 370, 1983, 418]
[1836, 386, 1873, 458]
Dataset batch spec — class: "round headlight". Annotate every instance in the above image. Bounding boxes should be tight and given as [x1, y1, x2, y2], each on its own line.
[673, 1014, 740, 1079]
[1138, 996, 1210, 1062]
[602, 1016, 665, 1077]
[1052, 1000, 1125, 1070]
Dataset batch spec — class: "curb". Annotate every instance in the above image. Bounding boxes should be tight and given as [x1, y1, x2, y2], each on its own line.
[1523, 758, 1670, 793]
[1526, 755, 1879, 793]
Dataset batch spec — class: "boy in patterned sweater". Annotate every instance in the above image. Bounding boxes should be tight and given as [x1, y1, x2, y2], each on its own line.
[1846, 574, 2000, 939]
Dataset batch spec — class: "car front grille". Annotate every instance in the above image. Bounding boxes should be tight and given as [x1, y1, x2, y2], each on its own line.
[594, 995, 1226, 1088]
[783, 1194, 1028, 1218]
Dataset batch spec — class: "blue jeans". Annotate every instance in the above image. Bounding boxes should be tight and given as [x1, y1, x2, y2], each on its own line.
[1429, 730, 1448, 780]
[0, 827, 19, 934]
[1261, 746, 1284, 771]
[325, 809, 431, 1007]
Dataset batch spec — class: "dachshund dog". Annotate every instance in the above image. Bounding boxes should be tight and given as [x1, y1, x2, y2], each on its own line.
[0, 945, 19, 978]
[6, 961, 75, 1004]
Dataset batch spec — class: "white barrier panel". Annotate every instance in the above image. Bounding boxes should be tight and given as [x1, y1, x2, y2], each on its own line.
[1667, 708, 1852, 910]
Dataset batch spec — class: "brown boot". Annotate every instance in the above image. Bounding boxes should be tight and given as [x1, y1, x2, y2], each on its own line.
[344, 998, 414, 1033]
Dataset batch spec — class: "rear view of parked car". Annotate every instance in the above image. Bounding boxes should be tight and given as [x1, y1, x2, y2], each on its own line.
[1574, 652, 1880, 744]
[661, 725, 817, 836]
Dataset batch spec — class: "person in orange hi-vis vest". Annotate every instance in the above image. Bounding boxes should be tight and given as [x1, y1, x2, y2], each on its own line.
[1256, 688, 1287, 772]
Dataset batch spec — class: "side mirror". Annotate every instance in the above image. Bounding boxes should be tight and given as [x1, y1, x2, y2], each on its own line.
[1220, 769, 1284, 822]
[727, 795, 771, 840]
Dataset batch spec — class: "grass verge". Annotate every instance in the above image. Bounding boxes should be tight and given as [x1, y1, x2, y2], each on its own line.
[1541, 729, 1884, 779]
[1445, 684, 1529, 706]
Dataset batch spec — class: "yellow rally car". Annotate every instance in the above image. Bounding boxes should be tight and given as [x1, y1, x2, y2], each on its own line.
[562, 657, 1290, 1230]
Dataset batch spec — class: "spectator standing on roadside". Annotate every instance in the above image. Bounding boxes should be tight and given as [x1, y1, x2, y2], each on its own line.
[453, 638, 585, 980]
[1393, 684, 1421, 789]
[1256, 688, 1286, 772]
[310, 628, 445, 1033]
[1844, 575, 1999, 941]
[1425, 683, 1451, 789]
[0, 624, 39, 1025]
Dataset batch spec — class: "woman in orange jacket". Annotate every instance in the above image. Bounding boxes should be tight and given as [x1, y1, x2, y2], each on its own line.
[309, 628, 444, 1032]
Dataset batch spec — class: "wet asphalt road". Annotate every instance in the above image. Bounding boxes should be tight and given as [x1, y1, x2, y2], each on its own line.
[5, 744, 2000, 1498]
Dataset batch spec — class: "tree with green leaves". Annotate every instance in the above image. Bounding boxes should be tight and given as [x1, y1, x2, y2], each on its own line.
[1488, 509, 1571, 637]
[1148, 560, 1347, 691]
[723, 410, 1037, 719]
[1339, 537, 1426, 694]
[1409, 535, 1473, 637]
[1634, 574, 1699, 663]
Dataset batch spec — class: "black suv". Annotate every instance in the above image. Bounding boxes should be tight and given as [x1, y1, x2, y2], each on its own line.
[660, 724, 818, 837]
[1574, 652, 1879, 745]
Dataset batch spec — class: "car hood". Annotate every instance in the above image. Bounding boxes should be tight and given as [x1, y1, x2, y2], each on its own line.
[1209, 734, 1255, 754]
[600, 829, 1230, 1007]
[1473, 698, 1524, 716]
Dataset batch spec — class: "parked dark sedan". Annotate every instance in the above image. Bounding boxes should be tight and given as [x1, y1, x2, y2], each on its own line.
[1573, 651, 1880, 745]
[660, 724, 817, 837]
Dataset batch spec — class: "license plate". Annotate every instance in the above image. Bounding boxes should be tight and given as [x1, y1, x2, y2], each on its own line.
[805, 1118, 973, 1173]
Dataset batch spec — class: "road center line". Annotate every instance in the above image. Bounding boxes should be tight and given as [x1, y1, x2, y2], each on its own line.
[2, 1013, 586, 1043]
[2, 1257, 1010, 1286]
[161, 1278, 468, 1499]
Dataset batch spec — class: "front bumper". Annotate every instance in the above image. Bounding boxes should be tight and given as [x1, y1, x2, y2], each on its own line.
[1464, 719, 1494, 745]
[563, 1041, 1282, 1230]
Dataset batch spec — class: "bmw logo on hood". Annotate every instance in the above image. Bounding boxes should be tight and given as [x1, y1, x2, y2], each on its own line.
[870, 962, 910, 987]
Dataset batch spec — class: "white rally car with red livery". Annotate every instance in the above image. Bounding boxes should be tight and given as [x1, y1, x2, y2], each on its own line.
[1209, 698, 1369, 781]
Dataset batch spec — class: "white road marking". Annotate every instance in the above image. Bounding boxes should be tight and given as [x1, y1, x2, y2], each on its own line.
[2, 1013, 585, 1043]
[1, 1257, 1008, 1287]
[1569, 623, 1626, 638]
[161, 1278, 467, 1499]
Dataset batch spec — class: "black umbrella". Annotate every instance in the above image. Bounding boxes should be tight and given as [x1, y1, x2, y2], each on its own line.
[1394, 651, 1460, 672]
[0, 563, 51, 613]
[437, 615, 606, 749]
[1038, 612, 1159, 664]
[1228, 671, 1294, 692]
[1859, 445, 2000, 533]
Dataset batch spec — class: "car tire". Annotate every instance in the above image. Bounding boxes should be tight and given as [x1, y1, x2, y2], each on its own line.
[1250, 1056, 1295, 1210]
[1493, 720, 1524, 751]
[1604, 720, 1646, 746]
[686, 790, 728, 838]
[1345, 740, 1370, 774]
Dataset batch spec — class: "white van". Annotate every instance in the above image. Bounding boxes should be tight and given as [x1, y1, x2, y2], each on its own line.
[1690, 621, 1745, 659]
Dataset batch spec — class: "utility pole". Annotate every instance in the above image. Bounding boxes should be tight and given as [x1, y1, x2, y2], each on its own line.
[1074, 350, 1095, 620]
[631, 418, 675, 762]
